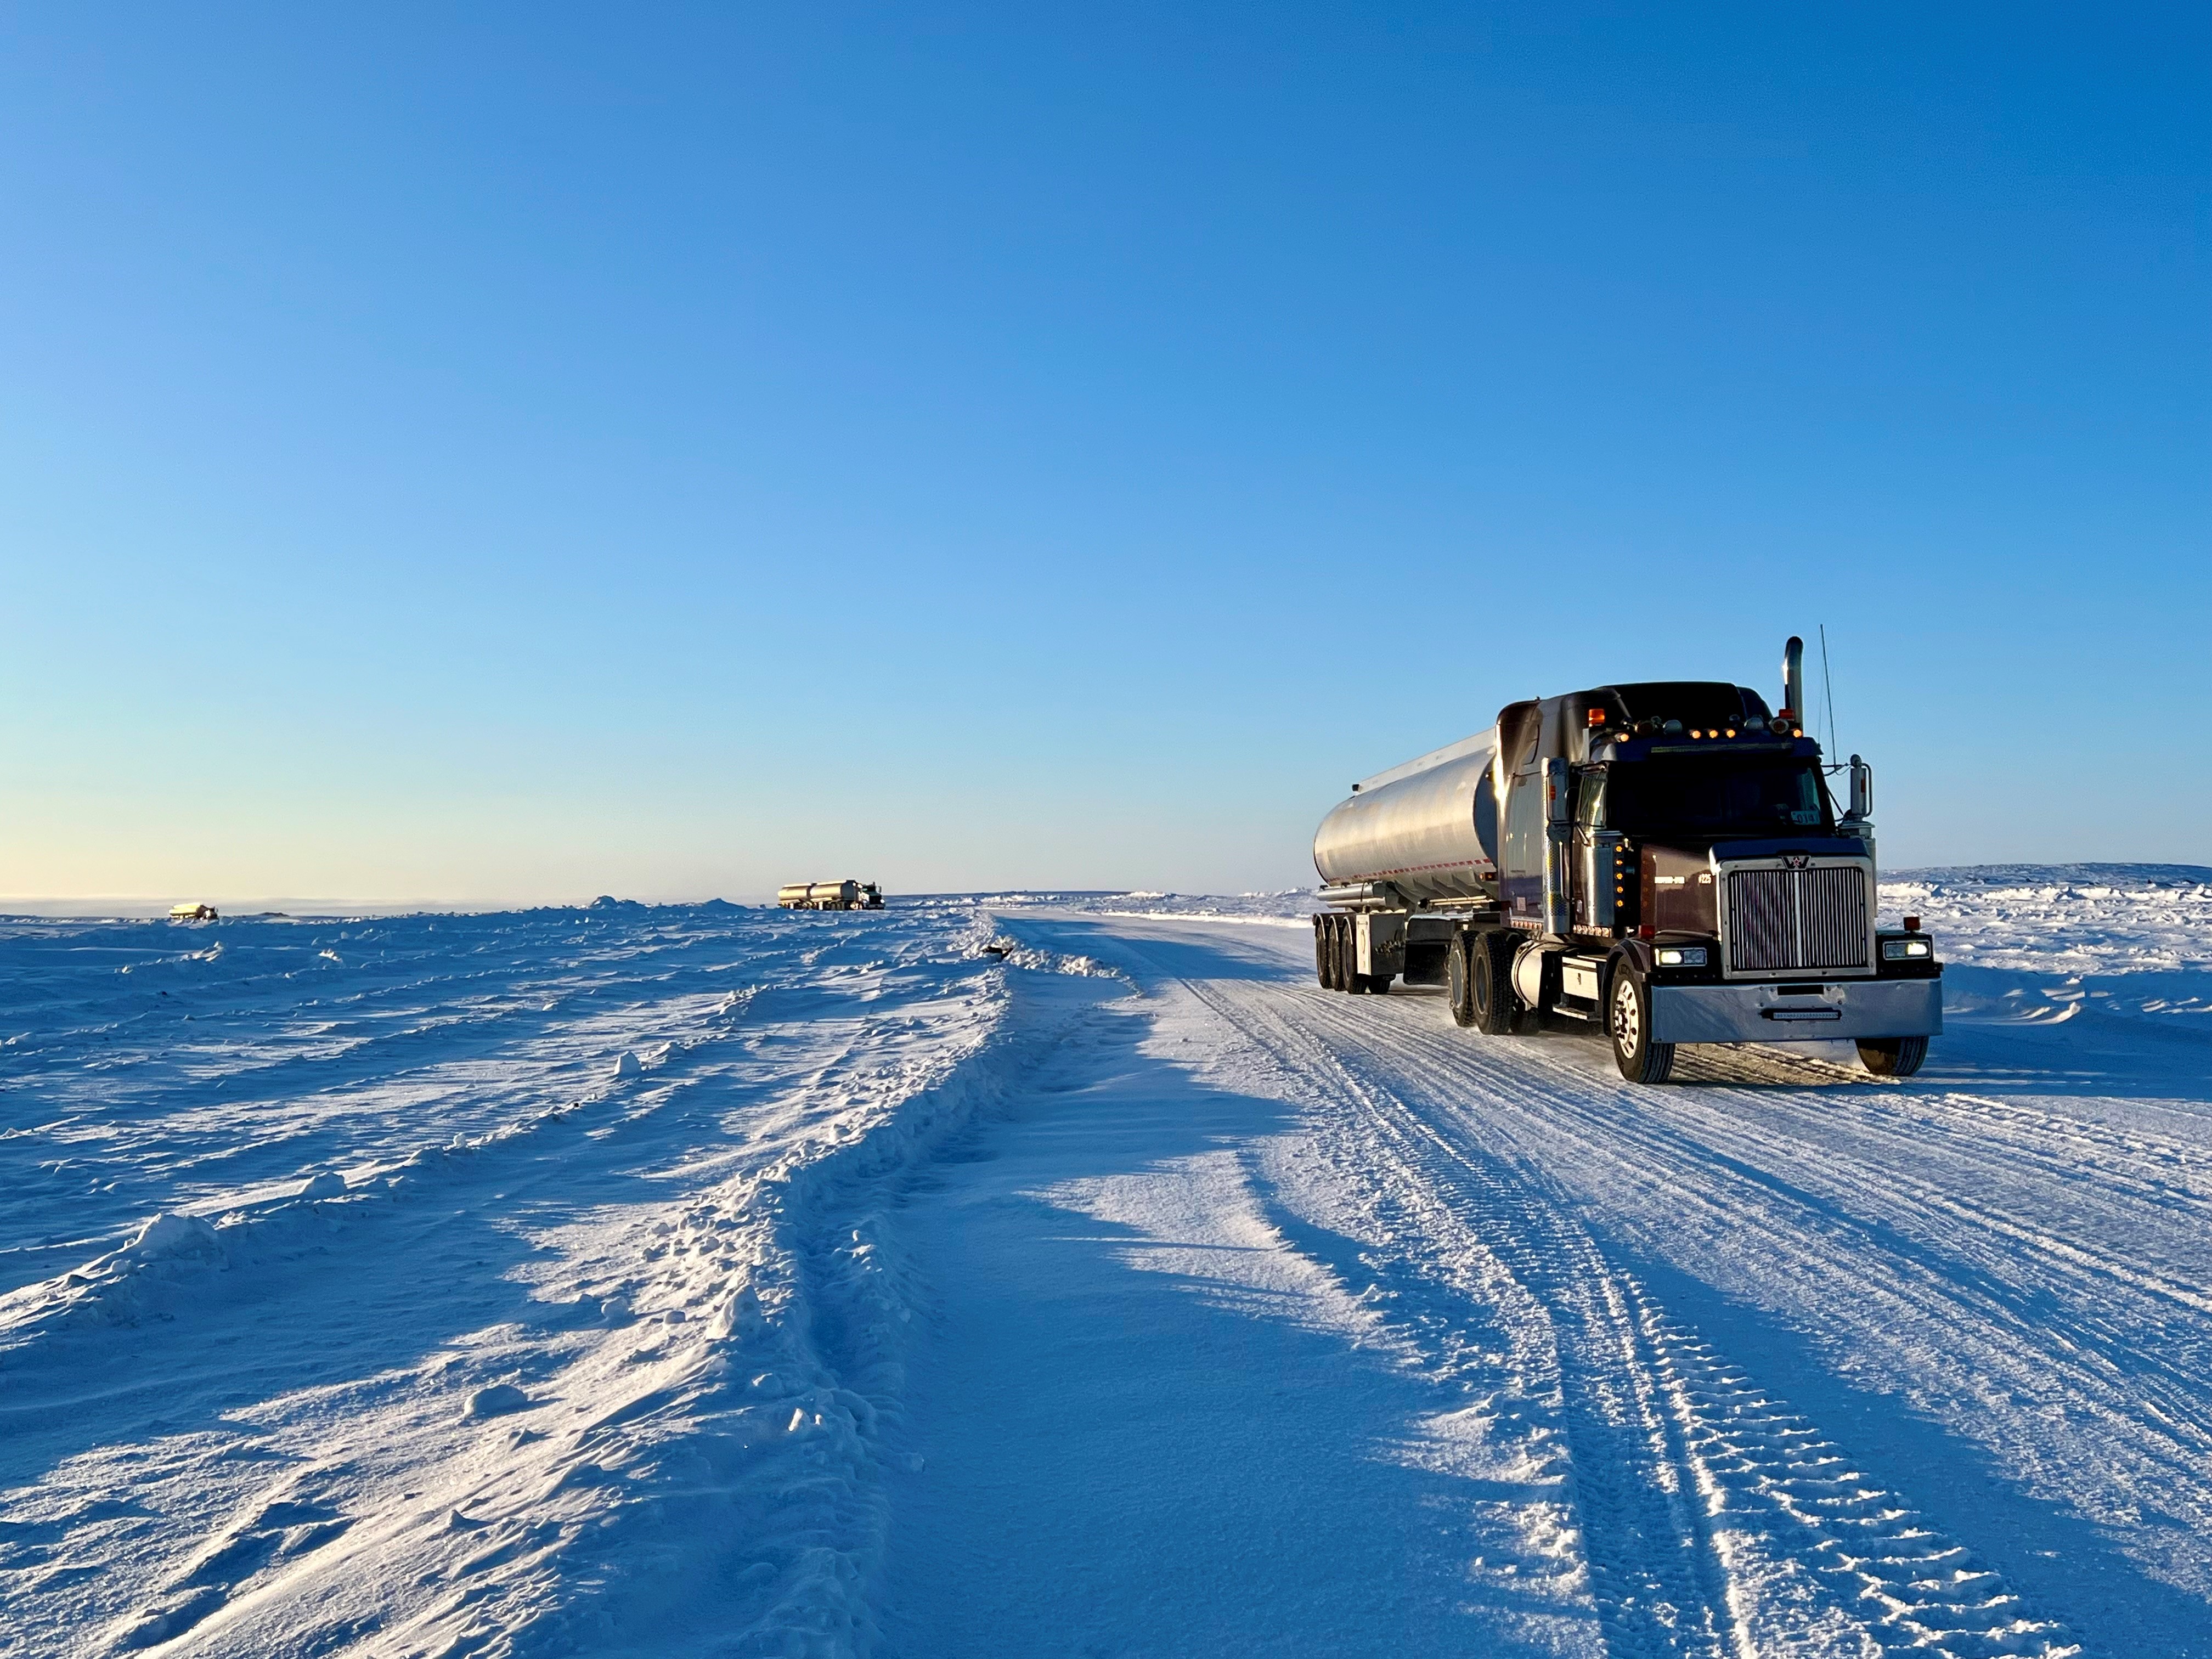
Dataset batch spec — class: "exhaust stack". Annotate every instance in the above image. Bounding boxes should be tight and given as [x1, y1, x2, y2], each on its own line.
[1781, 636, 1805, 732]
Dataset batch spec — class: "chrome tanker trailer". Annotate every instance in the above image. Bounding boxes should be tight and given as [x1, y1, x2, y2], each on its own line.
[1311, 637, 1940, 1082]
[777, 880, 885, 911]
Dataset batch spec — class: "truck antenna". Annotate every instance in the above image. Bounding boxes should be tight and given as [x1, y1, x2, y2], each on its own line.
[1818, 623, 1839, 764]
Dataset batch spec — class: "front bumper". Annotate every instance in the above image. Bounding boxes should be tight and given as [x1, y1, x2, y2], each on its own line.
[1650, 977, 1942, 1045]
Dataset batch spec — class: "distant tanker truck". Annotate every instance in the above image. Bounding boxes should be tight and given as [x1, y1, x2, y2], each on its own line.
[778, 880, 885, 911]
[1311, 637, 1940, 1083]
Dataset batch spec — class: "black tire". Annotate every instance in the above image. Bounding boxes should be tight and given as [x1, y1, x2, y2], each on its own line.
[1335, 916, 1361, 992]
[1445, 935, 1477, 1026]
[1857, 1036, 1928, 1077]
[1342, 919, 1380, 994]
[1608, 963, 1674, 1084]
[1313, 916, 1329, 988]
[1469, 929, 1520, 1035]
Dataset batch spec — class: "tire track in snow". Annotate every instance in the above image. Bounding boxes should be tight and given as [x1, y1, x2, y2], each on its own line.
[1136, 945, 2083, 1659]
[1358, 1007, 2212, 1615]
[1101, 953, 1725, 1655]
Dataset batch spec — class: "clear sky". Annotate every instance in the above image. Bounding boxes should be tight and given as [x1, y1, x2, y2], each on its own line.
[3, 4, 2206, 905]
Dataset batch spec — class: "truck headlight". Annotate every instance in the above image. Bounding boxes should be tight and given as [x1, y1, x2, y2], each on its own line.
[1655, 946, 1707, 967]
[1882, 938, 1932, 960]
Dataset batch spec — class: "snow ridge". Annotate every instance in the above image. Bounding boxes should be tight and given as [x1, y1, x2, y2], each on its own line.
[0, 905, 1125, 1658]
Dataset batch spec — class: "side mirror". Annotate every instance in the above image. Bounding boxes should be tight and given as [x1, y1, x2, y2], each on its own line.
[1846, 754, 1872, 821]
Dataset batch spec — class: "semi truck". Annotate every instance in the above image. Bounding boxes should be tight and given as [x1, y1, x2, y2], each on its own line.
[1310, 637, 1940, 1083]
[777, 880, 885, 911]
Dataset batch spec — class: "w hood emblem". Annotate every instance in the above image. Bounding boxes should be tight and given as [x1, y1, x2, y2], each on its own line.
[1784, 854, 1811, 870]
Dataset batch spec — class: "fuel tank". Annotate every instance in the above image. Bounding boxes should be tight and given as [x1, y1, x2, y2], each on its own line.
[1311, 730, 1501, 906]
[778, 881, 861, 908]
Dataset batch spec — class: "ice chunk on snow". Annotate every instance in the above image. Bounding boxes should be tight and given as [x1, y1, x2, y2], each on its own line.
[126, 1213, 221, 1261]
[465, 1383, 531, 1419]
[613, 1051, 643, 1081]
[298, 1172, 346, 1201]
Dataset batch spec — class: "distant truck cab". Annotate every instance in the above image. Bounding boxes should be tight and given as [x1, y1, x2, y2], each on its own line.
[168, 904, 219, 922]
[1311, 636, 1940, 1084]
[777, 881, 885, 912]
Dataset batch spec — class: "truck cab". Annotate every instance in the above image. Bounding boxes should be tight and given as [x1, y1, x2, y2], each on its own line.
[1496, 680, 1940, 1081]
[1310, 639, 1942, 1084]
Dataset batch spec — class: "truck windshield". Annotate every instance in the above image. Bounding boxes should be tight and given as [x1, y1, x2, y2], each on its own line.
[1604, 758, 1830, 837]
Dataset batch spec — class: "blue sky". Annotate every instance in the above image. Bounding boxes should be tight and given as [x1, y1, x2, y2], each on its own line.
[3, 4, 2205, 903]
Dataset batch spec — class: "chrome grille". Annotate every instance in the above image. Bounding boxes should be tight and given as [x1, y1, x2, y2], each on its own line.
[1729, 871, 1797, 969]
[1798, 867, 1870, 967]
[1725, 865, 1871, 973]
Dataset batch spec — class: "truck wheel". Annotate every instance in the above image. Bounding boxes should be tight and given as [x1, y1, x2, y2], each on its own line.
[1857, 1036, 1928, 1077]
[1608, 966, 1674, 1084]
[1445, 935, 1477, 1026]
[1469, 930, 1520, 1035]
[1313, 917, 1329, 988]
[1332, 916, 1356, 992]
[1338, 918, 1379, 993]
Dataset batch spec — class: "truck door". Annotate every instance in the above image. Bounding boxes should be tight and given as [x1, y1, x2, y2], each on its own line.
[1570, 769, 1601, 928]
[1501, 771, 1543, 920]
[1495, 700, 1545, 922]
[1572, 766, 1627, 933]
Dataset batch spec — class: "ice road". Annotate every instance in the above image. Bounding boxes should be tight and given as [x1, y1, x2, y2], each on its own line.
[3, 872, 2209, 1658]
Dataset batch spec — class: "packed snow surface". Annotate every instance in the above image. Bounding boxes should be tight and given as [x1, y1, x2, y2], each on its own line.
[2, 869, 2208, 1657]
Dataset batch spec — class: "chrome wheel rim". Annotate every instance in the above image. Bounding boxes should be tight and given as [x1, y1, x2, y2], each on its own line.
[1611, 975, 1639, 1054]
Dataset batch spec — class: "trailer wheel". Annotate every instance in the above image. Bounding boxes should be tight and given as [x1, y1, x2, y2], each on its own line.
[1468, 929, 1520, 1035]
[1608, 966, 1674, 1084]
[1856, 1036, 1928, 1077]
[1336, 917, 1380, 993]
[1446, 936, 1477, 1026]
[1331, 916, 1355, 991]
[1312, 916, 1329, 988]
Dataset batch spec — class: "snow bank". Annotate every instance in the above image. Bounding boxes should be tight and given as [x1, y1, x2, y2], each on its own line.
[1885, 864, 2212, 1027]
[0, 900, 1134, 1659]
[998, 889, 1321, 927]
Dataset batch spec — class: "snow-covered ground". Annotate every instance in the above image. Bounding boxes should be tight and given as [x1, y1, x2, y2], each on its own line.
[3, 868, 2208, 1657]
